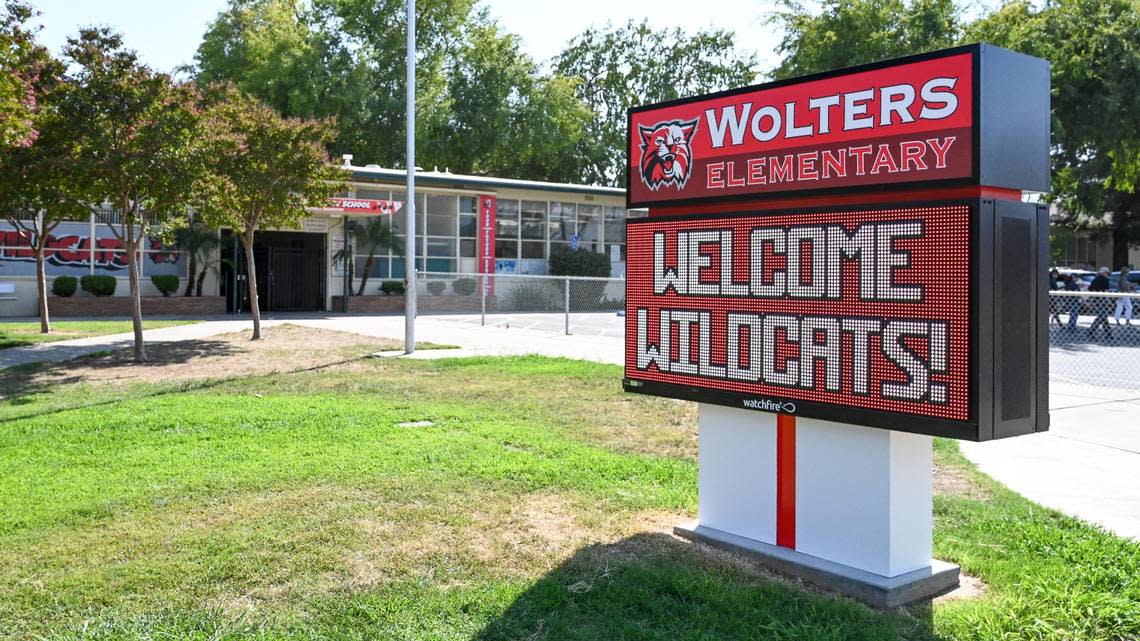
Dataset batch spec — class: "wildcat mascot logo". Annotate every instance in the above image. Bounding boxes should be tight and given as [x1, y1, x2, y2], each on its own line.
[638, 118, 699, 191]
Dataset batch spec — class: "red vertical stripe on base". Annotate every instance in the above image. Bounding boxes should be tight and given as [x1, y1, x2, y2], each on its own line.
[776, 414, 796, 549]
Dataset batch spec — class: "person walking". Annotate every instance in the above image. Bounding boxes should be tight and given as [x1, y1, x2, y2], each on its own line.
[1114, 266, 1134, 326]
[1049, 268, 1064, 325]
[1065, 273, 1082, 331]
[1088, 266, 1112, 338]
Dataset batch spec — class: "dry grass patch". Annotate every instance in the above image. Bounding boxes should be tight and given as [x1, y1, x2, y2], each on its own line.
[934, 462, 992, 501]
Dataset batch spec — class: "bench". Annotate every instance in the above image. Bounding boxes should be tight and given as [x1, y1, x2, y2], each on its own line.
[0, 282, 16, 301]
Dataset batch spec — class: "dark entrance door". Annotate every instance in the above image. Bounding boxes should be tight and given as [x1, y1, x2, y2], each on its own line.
[238, 230, 326, 312]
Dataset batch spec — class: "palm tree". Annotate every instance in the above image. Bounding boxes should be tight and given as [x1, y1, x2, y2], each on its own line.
[352, 217, 400, 295]
[174, 219, 221, 296]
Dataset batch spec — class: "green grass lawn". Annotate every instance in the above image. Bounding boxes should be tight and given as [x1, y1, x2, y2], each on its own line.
[0, 320, 200, 349]
[0, 337, 1136, 640]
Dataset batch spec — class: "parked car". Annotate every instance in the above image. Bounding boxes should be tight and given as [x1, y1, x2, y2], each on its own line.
[1054, 268, 1096, 291]
[1109, 271, 1140, 292]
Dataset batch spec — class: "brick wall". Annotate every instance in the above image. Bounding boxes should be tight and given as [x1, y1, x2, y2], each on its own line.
[330, 295, 405, 314]
[49, 296, 227, 317]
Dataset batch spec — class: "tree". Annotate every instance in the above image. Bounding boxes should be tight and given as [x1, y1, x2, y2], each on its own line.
[966, 0, 1140, 267]
[350, 217, 401, 295]
[193, 0, 474, 167]
[0, 1, 41, 148]
[60, 28, 204, 362]
[768, 0, 962, 79]
[173, 219, 221, 296]
[195, 85, 345, 339]
[554, 20, 757, 185]
[0, 5, 86, 334]
[422, 12, 593, 183]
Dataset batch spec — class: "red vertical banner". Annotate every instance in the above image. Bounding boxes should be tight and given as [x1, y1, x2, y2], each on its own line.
[776, 414, 796, 549]
[478, 194, 497, 294]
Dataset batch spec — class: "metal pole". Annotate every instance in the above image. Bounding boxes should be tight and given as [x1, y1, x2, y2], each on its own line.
[480, 273, 486, 326]
[564, 276, 571, 335]
[404, 0, 416, 354]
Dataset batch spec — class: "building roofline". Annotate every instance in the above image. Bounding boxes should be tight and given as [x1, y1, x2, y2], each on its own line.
[345, 164, 626, 198]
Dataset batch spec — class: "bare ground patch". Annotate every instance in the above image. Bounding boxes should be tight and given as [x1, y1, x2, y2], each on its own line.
[0, 325, 400, 398]
[934, 462, 992, 501]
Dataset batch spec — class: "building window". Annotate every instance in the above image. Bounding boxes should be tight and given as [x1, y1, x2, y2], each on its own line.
[605, 206, 626, 261]
[425, 195, 457, 236]
[459, 196, 477, 238]
[495, 199, 519, 259]
[577, 204, 603, 252]
[550, 202, 574, 242]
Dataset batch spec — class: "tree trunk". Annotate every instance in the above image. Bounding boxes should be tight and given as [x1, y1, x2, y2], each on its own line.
[34, 243, 50, 334]
[184, 250, 197, 296]
[357, 254, 375, 295]
[242, 233, 263, 340]
[195, 267, 208, 297]
[1112, 212, 1130, 270]
[126, 238, 147, 362]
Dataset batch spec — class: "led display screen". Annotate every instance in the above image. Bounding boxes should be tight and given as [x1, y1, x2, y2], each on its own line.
[624, 203, 974, 433]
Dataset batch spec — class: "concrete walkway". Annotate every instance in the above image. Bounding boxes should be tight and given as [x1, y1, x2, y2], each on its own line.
[1, 312, 1137, 540]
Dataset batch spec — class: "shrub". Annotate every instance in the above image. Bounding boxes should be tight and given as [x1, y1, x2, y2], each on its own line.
[549, 245, 611, 306]
[549, 245, 611, 278]
[453, 278, 477, 296]
[379, 280, 405, 295]
[426, 280, 446, 296]
[150, 275, 180, 297]
[507, 282, 559, 311]
[80, 275, 117, 297]
[51, 276, 77, 297]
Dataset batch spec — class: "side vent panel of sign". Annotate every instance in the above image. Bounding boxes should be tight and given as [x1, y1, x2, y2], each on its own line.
[992, 199, 1047, 439]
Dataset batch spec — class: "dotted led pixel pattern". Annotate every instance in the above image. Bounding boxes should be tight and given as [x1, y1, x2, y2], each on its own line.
[625, 204, 971, 421]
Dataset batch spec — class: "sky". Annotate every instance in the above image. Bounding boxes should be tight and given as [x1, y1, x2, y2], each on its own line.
[27, 0, 783, 75]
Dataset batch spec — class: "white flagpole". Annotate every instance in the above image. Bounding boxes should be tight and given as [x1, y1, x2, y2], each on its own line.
[404, 0, 416, 354]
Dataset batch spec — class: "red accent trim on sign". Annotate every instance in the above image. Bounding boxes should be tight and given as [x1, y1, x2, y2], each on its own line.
[776, 414, 796, 549]
[647, 185, 1020, 217]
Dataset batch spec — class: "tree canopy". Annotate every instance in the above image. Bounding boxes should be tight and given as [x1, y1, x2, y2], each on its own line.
[194, 84, 346, 339]
[554, 20, 757, 185]
[768, 0, 962, 79]
[0, 1, 50, 148]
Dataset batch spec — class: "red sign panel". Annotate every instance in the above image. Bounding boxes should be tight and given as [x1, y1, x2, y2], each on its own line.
[627, 53, 974, 207]
[478, 194, 497, 293]
[624, 204, 972, 427]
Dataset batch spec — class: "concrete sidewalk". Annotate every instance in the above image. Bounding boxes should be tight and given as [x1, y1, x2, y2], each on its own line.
[1, 311, 1136, 540]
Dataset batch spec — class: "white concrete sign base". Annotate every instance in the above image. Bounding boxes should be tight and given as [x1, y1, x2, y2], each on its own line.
[678, 403, 959, 607]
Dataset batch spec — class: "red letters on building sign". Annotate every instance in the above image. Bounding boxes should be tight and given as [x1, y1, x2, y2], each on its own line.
[477, 194, 496, 294]
[624, 204, 971, 425]
[627, 53, 973, 207]
[0, 229, 177, 269]
[326, 197, 404, 214]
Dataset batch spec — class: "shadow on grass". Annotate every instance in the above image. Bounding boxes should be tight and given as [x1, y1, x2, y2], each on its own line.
[472, 533, 940, 641]
[0, 339, 369, 424]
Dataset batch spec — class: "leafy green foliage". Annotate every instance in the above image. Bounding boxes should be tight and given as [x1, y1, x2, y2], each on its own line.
[426, 280, 446, 296]
[453, 277, 477, 296]
[150, 275, 180, 297]
[548, 245, 611, 278]
[0, 1, 42, 149]
[554, 20, 757, 185]
[59, 28, 204, 360]
[50, 276, 76, 297]
[379, 280, 405, 295]
[965, 0, 1140, 266]
[173, 220, 221, 296]
[193, 83, 346, 338]
[80, 275, 117, 297]
[350, 217, 399, 295]
[769, 0, 961, 79]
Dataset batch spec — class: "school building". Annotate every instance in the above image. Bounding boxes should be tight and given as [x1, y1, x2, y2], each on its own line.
[0, 162, 634, 317]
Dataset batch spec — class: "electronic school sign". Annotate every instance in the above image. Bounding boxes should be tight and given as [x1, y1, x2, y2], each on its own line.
[623, 45, 1052, 441]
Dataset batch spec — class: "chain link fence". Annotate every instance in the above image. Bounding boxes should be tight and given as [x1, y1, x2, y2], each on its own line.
[413, 272, 624, 335]
[1049, 291, 1140, 390]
